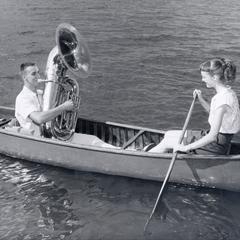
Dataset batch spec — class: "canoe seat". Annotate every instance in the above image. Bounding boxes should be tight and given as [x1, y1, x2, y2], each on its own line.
[4, 126, 21, 133]
[5, 126, 35, 136]
[0, 118, 12, 127]
[19, 128, 35, 136]
[7, 118, 20, 127]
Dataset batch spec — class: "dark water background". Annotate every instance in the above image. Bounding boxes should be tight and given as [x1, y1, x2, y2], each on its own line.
[1, 0, 240, 239]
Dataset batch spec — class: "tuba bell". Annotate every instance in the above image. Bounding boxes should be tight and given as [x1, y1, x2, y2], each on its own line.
[43, 23, 92, 141]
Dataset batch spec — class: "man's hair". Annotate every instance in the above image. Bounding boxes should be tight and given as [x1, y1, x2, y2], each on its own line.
[20, 62, 36, 72]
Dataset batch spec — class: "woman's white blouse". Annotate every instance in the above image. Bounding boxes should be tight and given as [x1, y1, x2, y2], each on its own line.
[208, 87, 240, 134]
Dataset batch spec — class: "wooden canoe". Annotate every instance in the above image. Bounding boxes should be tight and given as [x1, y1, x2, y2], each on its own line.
[0, 106, 240, 192]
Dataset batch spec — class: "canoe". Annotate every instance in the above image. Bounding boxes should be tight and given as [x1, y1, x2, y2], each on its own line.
[0, 106, 240, 192]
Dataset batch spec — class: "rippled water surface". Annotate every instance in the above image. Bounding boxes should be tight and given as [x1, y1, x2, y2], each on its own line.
[1, 0, 240, 239]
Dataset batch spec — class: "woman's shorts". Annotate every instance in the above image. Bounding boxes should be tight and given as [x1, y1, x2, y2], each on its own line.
[184, 130, 233, 155]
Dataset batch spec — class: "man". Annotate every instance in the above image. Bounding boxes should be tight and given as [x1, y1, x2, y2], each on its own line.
[15, 62, 74, 136]
[15, 62, 117, 149]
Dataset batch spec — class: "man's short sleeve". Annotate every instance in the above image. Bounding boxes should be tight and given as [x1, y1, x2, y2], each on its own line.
[16, 96, 39, 119]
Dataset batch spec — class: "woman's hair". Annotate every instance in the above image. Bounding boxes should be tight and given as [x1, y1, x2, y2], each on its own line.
[200, 58, 236, 84]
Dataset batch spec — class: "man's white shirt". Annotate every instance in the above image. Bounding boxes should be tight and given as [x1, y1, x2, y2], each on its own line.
[15, 86, 42, 135]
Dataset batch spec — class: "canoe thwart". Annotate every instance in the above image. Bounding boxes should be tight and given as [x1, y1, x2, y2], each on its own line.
[122, 130, 145, 149]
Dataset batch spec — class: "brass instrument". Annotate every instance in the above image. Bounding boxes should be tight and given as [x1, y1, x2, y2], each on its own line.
[43, 23, 91, 140]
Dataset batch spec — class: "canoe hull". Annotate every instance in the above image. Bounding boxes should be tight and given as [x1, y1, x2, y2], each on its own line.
[1, 129, 240, 192]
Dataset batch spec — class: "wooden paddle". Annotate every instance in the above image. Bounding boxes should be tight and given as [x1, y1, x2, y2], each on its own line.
[144, 94, 197, 232]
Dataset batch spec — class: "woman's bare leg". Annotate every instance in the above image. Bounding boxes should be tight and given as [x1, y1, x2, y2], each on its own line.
[149, 130, 185, 153]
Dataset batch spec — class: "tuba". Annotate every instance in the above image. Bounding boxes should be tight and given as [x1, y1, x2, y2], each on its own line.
[42, 23, 92, 141]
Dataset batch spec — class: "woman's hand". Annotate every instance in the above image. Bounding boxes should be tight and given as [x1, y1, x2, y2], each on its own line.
[173, 144, 189, 153]
[193, 89, 210, 112]
[193, 89, 202, 100]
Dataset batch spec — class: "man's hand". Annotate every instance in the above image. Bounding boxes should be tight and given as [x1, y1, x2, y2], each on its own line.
[61, 100, 75, 111]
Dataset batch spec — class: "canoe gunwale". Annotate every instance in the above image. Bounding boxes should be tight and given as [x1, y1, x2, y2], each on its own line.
[0, 128, 240, 162]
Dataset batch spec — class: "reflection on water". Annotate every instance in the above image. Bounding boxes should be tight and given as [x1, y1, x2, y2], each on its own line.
[0, 157, 80, 240]
[0, 156, 240, 240]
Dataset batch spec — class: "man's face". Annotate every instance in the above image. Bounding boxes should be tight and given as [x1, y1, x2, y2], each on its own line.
[23, 65, 40, 88]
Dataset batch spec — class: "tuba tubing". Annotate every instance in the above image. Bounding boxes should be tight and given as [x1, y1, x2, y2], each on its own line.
[42, 23, 91, 141]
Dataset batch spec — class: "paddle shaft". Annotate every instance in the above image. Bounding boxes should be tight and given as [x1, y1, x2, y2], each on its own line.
[144, 95, 197, 231]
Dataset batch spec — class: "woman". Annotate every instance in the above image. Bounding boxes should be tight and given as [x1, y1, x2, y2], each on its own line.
[149, 57, 240, 155]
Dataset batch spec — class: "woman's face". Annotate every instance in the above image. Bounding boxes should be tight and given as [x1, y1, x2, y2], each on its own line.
[201, 71, 216, 88]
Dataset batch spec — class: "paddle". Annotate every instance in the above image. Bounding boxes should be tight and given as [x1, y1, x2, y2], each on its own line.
[144, 94, 197, 232]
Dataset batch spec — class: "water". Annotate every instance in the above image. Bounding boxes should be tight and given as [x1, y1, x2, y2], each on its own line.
[0, 0, 240, 239]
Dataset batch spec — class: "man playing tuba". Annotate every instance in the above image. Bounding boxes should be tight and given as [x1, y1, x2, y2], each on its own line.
[15, 62, 75, 136]
[15, 23, 117, 149]
[43, 45, 117, 148]
[33, 23, 116, 148]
